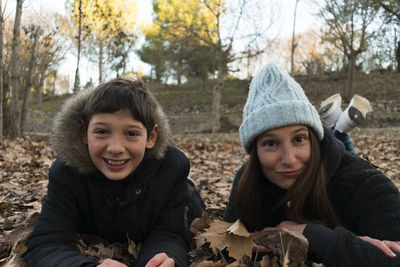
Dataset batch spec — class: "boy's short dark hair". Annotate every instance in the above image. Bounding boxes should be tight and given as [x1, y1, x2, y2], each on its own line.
[82, 78, 158, 137]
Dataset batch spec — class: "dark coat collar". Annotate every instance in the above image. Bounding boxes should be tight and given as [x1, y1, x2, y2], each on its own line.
[320, 126, 346, 180]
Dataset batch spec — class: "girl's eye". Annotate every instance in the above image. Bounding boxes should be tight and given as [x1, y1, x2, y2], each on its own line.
[294, 135, 306, 143]
[262, 140, 276, 147]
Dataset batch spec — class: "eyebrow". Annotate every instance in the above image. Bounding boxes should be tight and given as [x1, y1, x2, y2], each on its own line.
[91, 122, 144, 130]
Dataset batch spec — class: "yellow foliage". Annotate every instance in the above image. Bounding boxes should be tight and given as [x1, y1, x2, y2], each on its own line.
[71, 0, 138, 41]
[144, 0, 224, 45]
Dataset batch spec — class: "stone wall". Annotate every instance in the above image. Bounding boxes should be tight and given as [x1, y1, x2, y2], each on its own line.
[167, 99, 400, 134]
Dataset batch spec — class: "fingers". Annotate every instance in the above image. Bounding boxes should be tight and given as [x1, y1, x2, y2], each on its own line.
[252, 245, 271, 253]
[145, 253, 175, 267]
[384, 240, 400, 254]
[274, 221, 306, 233]
[98, 259, 127, 267]
[359, 236, 397, 258]
[262, 227, 275, 231]
[158, 257, 174, 267]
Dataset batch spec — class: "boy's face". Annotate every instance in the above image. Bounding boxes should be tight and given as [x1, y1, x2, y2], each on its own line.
[84, 110, 158, 181]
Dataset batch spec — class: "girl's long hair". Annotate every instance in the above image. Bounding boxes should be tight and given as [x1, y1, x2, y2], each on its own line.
[234, 127, 341, 232]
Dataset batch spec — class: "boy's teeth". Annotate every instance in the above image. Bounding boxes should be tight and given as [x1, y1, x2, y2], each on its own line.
[106, 159, 126, 166]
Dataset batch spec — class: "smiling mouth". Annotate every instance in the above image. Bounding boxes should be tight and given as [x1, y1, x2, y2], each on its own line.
[104, 159, 129, 166]
[279, 170, 302, 177]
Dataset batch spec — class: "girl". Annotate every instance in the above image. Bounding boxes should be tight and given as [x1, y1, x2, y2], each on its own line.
[24, 78, 203, 267]
[223, 63, 400, 266]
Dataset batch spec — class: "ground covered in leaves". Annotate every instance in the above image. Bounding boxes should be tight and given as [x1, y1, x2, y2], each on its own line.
[0, 129, 399, 266]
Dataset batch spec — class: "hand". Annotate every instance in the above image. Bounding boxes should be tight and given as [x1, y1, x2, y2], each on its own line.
[97, 259, 127, 267]
[359, 236, 400, 258]
[275, 220, 307, 234]
[145, 253, 175, 267]
[252, 244, 271, 253]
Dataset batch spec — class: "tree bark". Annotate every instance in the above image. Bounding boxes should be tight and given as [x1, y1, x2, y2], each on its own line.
[36, 76, 42, 107]
[396, 41, 400, 73]
[36, 72, 45, 107]
[9, 0, 23, 138]
[345, 53, 356, 100]
[73, 0, 82, 93]
[99, 38, 103, 84]
[291, 0, 299, 74]
[20, 27, 40, 135]
[211, 50, 227, 133]
[0, 0, 3, 143]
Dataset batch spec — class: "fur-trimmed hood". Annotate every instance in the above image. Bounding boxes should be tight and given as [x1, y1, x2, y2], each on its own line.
[51, 87, 171, 174]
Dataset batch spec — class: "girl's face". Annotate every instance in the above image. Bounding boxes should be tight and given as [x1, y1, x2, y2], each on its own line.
[256, 124, 311, 190]
[84, 110, 158, 181]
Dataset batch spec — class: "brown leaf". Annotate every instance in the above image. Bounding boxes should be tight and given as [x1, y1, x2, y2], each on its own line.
[127, 236, 141, 260]
[195, 220, 256, 261]
[253, 228, 308, 265]
[191, 208, 210, 234]
[226, 220, 251, 237]
[223, 233, 255, 261]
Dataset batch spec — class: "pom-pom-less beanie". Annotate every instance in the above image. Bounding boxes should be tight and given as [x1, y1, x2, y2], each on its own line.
[239, 63, 324, 153]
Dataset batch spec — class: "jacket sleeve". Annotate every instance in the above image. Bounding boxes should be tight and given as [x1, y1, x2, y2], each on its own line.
[23, 159, 98, 267]
[304, 159, 400, 267]
[136, 148, 192, 267]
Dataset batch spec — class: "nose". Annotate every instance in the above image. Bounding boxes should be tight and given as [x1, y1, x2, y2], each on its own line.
[107, 135, 125, 154]
[281, 144, 296, 166]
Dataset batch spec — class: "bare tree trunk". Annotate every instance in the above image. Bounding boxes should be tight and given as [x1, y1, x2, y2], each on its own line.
[0, 0, 3, 143]
[52, 71, 57, 94]
[20, 27, 40, 135]
[36, 68, 47, 104]
[291, 0, 299, 74]
[0, 0, 4, 144]
[396, 41, 400, 73]
[211, 51, 227, 133]
[99, 39, 103, 84]
[36, 78, 42, 107]
[73, 0, 82, 93]
[345, 53, 355, 101]
[9, 0, 23, 139]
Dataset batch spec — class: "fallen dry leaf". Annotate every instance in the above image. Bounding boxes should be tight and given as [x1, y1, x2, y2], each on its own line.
[191, 208, 210, 234]
[195, 220, 256, 261]
[1, 131, 399, 266]
[227, 220, 251, 238]
[253, 228, 309, 265]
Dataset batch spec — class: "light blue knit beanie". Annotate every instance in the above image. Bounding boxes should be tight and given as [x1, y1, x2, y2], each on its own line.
[239, 62, 324, 153]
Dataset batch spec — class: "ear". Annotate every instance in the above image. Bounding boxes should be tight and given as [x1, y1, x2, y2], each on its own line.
[80, 119, 88, 144]
[82, 134, 88, 144]
[146, 124, 158, 149]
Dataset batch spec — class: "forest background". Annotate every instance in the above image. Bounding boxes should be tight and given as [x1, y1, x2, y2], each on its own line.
[0, 0, 399, 139]
[0, 0, 399, 265]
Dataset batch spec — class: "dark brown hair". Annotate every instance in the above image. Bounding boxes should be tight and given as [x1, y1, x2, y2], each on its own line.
[234, 127, 341, 231]
[81, 78, 158, 138]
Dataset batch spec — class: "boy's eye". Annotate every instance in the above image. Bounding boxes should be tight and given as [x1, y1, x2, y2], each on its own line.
[94, 129, 108, 135]
[127, 131, 139, 137]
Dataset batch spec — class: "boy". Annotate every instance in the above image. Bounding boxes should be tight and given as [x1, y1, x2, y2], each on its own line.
[23, 78, 202, 267]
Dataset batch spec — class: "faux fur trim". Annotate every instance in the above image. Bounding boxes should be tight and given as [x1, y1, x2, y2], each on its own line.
[51, 87, 171, 174]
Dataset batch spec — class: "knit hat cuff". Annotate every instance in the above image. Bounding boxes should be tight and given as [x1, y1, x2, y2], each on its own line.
[239, 100, 324, 153]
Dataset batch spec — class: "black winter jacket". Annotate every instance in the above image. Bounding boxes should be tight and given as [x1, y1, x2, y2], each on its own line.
[23, 87, 198, 267]
[224, 127, 400, 267]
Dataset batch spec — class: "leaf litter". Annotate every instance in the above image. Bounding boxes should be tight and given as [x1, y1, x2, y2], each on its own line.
[0, 131, 399, 266]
